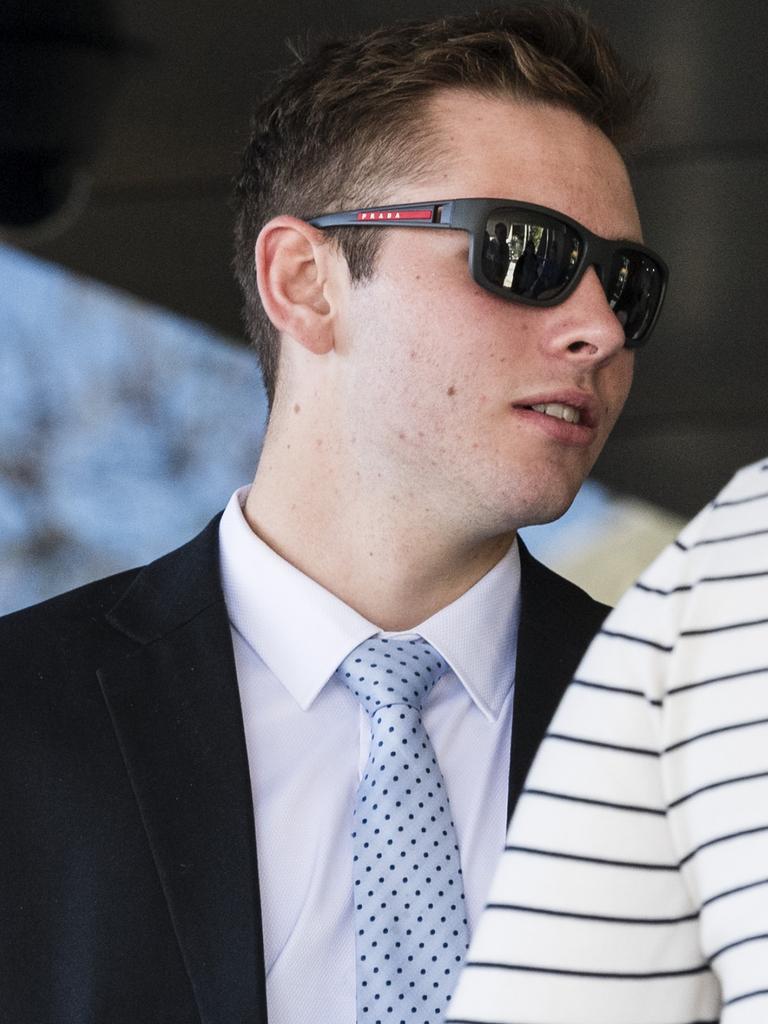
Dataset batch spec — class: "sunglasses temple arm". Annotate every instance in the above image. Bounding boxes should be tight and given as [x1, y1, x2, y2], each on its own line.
[308, 202, 457, 229]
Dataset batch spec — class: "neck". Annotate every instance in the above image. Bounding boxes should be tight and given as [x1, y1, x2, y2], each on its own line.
[245, 417, 515, 631]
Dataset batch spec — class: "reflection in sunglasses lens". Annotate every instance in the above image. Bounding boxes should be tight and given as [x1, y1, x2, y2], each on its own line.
[482, 213, 579, 299]
[609, 253, 663, 345]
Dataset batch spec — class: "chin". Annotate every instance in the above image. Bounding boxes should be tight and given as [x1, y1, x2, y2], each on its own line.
[487, 453, 592, 529]
[504, 483, 581, 531]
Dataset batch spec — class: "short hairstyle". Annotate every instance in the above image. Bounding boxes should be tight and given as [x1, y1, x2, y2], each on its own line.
[233, 3, 647, 406]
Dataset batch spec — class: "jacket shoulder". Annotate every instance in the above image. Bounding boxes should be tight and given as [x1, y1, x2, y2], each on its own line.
[518, 540, 610, 635]
[0, 568, 143, 677]
[0, 514, 224, 681]
[2, 567, 140, 626]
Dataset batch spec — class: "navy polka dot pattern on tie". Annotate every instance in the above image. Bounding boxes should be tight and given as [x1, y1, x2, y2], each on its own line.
[335, 636, 469, 1024]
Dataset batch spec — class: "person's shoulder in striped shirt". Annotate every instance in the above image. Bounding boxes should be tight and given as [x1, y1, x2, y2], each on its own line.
[447, 457, 768, 1024]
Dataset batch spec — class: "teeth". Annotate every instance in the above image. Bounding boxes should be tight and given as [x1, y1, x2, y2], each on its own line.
[530, 402, 581, 424]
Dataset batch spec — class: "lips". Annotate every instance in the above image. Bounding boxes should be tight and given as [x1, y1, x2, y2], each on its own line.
[513, 390, 598, 430]
[511, 389, 599, 446]
[529, 401, 581, 424]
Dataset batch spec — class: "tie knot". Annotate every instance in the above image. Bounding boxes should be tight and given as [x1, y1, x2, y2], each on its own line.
[336, 636, 446, 716]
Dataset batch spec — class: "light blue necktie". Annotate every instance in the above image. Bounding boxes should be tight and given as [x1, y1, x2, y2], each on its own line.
[336, 635, 469, 1024]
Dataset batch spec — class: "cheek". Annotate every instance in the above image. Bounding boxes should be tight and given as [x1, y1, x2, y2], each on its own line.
[347, 251, 517, 405]
[614, 352, 635, 407]
[601, 352, 634, 432]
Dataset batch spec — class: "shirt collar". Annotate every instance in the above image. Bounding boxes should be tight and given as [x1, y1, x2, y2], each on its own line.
[416, 546, 519, 720]
[218, 488, 519, 721]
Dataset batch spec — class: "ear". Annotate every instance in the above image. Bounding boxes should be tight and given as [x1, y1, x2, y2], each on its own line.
[255, 215, 341, 355]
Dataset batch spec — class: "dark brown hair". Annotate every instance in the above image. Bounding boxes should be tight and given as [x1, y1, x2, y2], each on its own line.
[233, 3, 647, 406]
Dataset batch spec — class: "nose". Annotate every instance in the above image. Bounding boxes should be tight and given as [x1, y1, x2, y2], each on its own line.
[545, 266, 627, 365]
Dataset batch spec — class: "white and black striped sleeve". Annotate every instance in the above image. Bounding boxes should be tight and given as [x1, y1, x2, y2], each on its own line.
[447, 458, 768, 1024]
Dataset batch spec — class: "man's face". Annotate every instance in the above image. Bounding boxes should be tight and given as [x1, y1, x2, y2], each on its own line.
[333, 91, 642, 536]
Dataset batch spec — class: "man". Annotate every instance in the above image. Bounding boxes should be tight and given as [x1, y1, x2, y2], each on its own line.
[0, 6, 667, 1023]
[447, 457, 768, 1024]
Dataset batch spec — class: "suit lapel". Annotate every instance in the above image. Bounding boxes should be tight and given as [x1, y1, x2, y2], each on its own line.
[98, 518, 268, 1024]
[507, 542, 609, 820]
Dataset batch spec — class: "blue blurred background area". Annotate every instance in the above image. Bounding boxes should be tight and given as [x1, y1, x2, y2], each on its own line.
[0, 244, 266, 612]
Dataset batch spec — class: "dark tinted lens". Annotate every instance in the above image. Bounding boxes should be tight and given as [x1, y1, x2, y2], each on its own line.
[481, 212, 581, 299]
[607, 251, 664, 345]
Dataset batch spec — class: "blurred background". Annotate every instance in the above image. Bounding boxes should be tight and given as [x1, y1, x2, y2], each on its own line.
[2, 0, 766, 614]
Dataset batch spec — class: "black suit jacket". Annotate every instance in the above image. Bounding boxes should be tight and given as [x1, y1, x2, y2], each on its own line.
[0, 517, 608, 1024]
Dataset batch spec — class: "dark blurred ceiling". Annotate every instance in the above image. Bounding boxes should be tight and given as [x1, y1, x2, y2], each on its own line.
[6, 0, 768, 517]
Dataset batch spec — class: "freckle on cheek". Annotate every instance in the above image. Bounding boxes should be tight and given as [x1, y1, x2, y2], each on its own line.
[293, 403, 301, 414]
[447, 385, 456, 397]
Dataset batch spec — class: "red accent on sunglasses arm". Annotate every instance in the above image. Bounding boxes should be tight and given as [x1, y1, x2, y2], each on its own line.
[357, 208, 434, 221]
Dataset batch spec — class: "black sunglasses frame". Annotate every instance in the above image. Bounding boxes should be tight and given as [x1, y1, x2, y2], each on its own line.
[309, 198, 668, 347]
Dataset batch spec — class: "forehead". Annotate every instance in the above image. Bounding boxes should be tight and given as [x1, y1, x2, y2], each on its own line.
[403, 89, 641, 242]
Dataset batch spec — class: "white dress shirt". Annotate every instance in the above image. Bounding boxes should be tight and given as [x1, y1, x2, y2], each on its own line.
[218, 487, 520, 1024]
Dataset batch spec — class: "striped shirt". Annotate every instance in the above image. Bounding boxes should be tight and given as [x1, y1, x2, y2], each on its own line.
[447, 458, 768, 1024]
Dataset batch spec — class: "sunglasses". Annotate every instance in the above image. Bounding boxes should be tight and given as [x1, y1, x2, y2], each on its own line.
[309, 198, 668, 347]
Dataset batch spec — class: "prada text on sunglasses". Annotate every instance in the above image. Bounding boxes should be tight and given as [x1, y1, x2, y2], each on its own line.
[309, 198, 668, 347]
